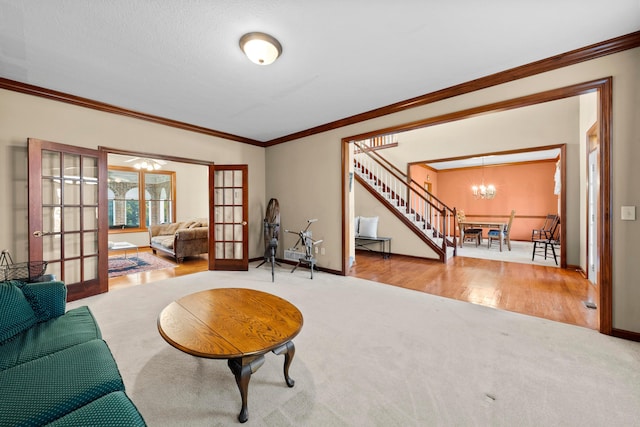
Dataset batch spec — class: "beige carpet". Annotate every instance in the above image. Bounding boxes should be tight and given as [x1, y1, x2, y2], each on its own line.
[69, 263, 639, 426]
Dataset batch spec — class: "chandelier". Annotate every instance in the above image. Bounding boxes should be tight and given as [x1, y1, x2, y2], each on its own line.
[471, 157, 496, 199]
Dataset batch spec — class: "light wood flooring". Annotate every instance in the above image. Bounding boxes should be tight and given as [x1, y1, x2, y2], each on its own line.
[109, 247, 598, 330]
[108, 247, 209, 291]
[350, 250, 598, 330]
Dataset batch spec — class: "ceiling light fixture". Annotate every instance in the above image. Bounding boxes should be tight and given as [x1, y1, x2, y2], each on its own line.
[239, 32, 282, 65]
[471, 157, 496, 199]
[133, 158, 162, 171]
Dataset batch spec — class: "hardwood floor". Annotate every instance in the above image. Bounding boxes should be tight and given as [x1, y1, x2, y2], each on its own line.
[349, 250, 598, 329]
[110, 247, 598, 330]
[108, 247, 208, 292]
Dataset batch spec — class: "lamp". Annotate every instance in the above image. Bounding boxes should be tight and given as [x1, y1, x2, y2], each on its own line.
[471, 157, 496, 199]
[133, 158, 162, 171]
[239, 32, 282, 65]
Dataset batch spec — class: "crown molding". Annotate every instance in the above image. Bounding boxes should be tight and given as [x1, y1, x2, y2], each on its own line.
[0, 77, 262, 147]
[1, 31, 638, 147]
[265, 30, 640, 146]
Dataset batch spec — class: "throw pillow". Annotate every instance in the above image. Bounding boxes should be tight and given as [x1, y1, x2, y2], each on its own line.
[354, 216, 360, 237]
[0, 281, 38, 343]
[358, 216, 379, 238]
[189, 218, 208, 228]
[14, 281, 50, 322]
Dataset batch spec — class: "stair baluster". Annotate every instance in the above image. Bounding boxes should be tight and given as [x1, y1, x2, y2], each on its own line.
[353, 140, 457, 261]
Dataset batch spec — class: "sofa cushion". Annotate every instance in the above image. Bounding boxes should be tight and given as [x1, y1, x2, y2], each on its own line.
[45, 391, 146, 426]
[0, 339, 125, 426]
[0, 281, 38, 344]
[151, 235, 174, 249]
[162, 222, 184, 235]
[0, 306, 102, 371]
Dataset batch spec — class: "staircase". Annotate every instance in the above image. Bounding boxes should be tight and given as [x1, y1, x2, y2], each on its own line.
[353, 140, 457, 261]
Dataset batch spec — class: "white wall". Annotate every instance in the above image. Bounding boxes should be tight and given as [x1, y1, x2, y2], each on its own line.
[0, 89, 266, 261]
[266, 48, 640, 333]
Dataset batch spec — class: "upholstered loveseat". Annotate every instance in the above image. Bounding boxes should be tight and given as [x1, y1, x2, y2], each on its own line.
[149, 219, 208, 263]
[0, 279, 146, 426]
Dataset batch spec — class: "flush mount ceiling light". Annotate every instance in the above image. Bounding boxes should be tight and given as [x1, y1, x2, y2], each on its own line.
[239, 32, 282, 65]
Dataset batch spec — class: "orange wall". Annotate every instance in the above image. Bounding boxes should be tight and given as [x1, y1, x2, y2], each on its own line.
[410, 165, 438, 195]
[435, 161, 558, 241]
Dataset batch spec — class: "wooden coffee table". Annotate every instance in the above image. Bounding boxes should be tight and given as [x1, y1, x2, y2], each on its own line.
[157, 288, 303, 423]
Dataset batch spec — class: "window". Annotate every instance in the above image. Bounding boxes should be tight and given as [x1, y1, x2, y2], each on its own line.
[108, 167, 175, 231]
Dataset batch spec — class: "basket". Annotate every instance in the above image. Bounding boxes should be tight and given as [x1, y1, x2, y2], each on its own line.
[0, 261, 48, 282]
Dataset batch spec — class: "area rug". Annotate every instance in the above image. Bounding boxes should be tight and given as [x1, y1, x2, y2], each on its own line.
[457, 239, 560, 267]
[108, 252, 175, 277]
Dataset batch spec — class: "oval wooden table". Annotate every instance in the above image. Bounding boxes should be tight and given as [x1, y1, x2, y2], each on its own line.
[157, 288, 303, 423]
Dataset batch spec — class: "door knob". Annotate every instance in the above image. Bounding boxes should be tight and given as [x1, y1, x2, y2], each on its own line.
[33, 231, 54, 237]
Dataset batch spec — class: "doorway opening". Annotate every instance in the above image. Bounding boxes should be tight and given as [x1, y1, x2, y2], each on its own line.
[342, 78, 612, 334]
[105, 150, 212, 291]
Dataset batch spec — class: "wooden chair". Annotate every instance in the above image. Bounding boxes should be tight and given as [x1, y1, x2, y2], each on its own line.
[532, 217, 561, 265]
[457, 210, 482, 247]
[487, 210, 515, 251]
[532, 214, 559, 241]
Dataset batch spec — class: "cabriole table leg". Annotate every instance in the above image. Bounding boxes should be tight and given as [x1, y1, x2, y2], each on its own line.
[227, 356, 265, 423]
[272, 341, 296, 387]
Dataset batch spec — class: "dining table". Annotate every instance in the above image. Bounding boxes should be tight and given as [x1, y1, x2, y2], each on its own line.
[458, 220, 506, 248]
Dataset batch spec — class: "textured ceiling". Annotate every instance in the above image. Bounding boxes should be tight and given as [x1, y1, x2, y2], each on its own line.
[1, 1, 638, 142]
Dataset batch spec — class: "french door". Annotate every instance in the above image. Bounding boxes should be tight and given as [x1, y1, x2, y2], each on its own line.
[209, 165, 249, 271]
[28, 139, 107, 300]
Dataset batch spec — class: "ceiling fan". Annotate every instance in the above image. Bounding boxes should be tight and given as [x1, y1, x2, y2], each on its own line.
[124, 157, 167, 170]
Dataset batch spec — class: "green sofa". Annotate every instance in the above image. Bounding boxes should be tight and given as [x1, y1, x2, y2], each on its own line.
[0, 280, 146, 426]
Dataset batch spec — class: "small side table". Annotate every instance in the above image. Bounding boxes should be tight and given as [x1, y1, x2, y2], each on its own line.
[108, 242, 139, 261]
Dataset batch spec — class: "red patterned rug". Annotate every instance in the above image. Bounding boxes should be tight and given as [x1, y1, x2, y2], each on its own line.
[108, 252, 176, 277]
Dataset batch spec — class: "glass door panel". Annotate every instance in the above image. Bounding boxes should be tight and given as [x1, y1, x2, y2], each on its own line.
[84, 256, 98, 281]
[42, 235, 61, 260]
[64, 207, 81, 231]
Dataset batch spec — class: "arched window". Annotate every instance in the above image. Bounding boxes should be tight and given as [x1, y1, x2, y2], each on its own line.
[108, 168, 175, 230]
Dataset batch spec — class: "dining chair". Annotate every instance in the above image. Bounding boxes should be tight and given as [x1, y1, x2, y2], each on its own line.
[532, 214, 559, 241]
[487, 209, 516, 251]
[532, 216, 561, 265]
[457, 210, 482, 247]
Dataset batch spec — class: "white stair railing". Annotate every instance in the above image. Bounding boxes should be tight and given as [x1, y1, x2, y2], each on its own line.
[353, 141, 457, 259]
